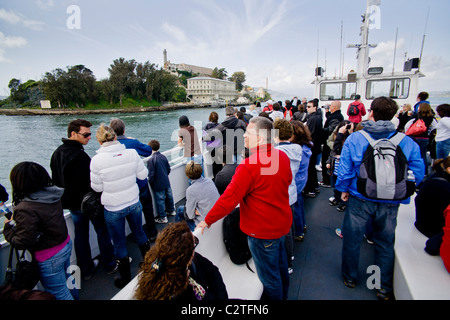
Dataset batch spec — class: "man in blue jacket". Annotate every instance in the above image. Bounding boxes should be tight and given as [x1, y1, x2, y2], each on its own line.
[413, 91, 430, 114]
[335, 97, 424, 300]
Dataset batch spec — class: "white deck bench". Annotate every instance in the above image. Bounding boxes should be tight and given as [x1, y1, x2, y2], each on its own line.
[394, 195, 450, 300]
[112, 217, 263, 300]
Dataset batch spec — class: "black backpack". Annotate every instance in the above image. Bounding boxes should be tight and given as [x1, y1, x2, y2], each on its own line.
[348, 103, 360, 116]
[223, 208, 252, 266]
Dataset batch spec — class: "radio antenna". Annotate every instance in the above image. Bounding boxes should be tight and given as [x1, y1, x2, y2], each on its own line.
[392, 27, 398, 75]
[419, 6, 430, 71]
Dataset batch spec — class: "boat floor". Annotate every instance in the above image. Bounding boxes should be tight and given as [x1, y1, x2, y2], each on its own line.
[79, 182, 378, 300]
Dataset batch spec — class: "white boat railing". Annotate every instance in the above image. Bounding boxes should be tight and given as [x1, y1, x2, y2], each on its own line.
[0, 142, 211, 271]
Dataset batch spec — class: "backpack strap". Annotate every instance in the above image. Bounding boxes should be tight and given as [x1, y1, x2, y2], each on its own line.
[387, 131, 406, 146]
[360, 130, 406, 147]
[359, 130, 377, 146]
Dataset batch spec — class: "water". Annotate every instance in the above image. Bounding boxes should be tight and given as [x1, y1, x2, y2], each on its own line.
[0, 106, 232, 198]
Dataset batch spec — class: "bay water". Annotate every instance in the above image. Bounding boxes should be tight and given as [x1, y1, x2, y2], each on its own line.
[0, 106, 229, 197]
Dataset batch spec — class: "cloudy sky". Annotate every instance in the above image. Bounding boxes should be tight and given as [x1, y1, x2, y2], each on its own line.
[1, 0, 449, 98]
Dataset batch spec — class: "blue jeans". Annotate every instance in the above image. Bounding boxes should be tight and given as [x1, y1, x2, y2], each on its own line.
[436, 138, 450, 160]
[341, 195, 399, 292]
[153, 187, 175, 219]
[293, 192, 305, 237]
[175, 205, 196, 231]
[247, 236, 289, 300]
[37, 240, 77, 300]
[70, 210, 116, 277]
[104, 201, 149, 259]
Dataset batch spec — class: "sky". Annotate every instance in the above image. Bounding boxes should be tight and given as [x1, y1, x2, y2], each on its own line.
[1, 0, 450, 99]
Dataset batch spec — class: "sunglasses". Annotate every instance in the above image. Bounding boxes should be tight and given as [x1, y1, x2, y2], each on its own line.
[77, 132, 92, 138]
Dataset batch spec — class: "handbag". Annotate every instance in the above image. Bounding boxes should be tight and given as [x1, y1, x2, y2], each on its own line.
[81, 191, 104, 221]
[3, 244, 40, 290]
[406, 118, 427, 136]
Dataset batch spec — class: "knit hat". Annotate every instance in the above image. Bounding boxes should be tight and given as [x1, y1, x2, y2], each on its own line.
[179, 116, 190, 127]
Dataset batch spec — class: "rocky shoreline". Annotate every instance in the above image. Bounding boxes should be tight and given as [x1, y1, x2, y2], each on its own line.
[0, 102, 227, 116]
[0, 101, 252, 116]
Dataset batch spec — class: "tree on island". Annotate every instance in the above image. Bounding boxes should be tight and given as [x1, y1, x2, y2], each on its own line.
[229, 71, 246, 91]
[211, 67, 228, 80]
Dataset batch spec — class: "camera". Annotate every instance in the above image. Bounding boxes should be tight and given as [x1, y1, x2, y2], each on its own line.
[346, 124, 352, 130]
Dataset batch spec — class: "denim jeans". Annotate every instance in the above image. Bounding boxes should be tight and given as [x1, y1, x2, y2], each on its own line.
[37, 240, 77, 300]
[436, 138, 450, 160]
[247, 236, 289, 300]
[341, 195, 399, 292]
[153, 187, 175, 219]
[175, 205, 196, 231]
[70, 210, 116, 277]
[293, 192, 305, 237]
[104, 201, 149, 259]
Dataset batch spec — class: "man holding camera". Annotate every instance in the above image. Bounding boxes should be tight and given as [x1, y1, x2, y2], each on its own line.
[320, 101, 344, 187]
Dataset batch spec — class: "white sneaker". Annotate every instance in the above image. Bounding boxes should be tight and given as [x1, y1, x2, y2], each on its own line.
[315, 164, 322, 172]
[167, 211, 176, 216]
[155, 217, 168, 224]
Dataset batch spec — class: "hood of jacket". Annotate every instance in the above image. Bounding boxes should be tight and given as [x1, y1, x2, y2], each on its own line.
[350, 101, 364, 107]
[276, 142, 303, 164]
[221, 116, 241, 129]
[24, 186, 64, 204]
[361, 120, 396, 140]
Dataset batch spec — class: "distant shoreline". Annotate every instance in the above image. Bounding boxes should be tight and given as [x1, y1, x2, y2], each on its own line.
[0, 102, 249, 116]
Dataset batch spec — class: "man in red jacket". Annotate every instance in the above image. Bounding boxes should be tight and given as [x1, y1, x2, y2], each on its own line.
[347, 95, 367, 124]
[197, 117, 292, 300]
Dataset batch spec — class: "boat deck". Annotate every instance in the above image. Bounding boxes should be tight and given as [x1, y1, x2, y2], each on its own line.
[78, 178, 378, 300]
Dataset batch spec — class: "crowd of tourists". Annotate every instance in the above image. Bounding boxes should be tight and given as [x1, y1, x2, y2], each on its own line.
[1, 92, 449, 301]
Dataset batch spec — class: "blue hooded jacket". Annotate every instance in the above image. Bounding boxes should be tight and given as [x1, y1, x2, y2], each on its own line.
[335, 120, 425, 204]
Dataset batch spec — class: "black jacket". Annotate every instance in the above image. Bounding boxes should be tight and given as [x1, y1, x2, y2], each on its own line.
[214, 164, 238, 195]
[176, 253, 228, 301]
[306, 111, 324, 154]
[323, 110, 344, 138]
[415, 170, 450, 238]
[50, 139, 92, 211]
[3, 187, 68, 252]
[217, 117, 246, 155]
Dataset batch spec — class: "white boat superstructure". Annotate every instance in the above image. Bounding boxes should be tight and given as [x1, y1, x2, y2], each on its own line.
[313, 0, 425, 114]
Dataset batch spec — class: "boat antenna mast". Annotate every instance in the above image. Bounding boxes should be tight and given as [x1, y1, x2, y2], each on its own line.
[418, 6, 430, 72]
[347, 0, 379, 77]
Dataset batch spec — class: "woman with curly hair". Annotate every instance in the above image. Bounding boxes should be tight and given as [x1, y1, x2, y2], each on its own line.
[135, 222, 227, 301]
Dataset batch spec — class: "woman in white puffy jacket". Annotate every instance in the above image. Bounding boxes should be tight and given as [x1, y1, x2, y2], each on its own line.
[90, 124, 150, 289]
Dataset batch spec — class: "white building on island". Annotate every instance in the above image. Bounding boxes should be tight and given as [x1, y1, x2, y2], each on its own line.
[187, 77, 238, 103]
